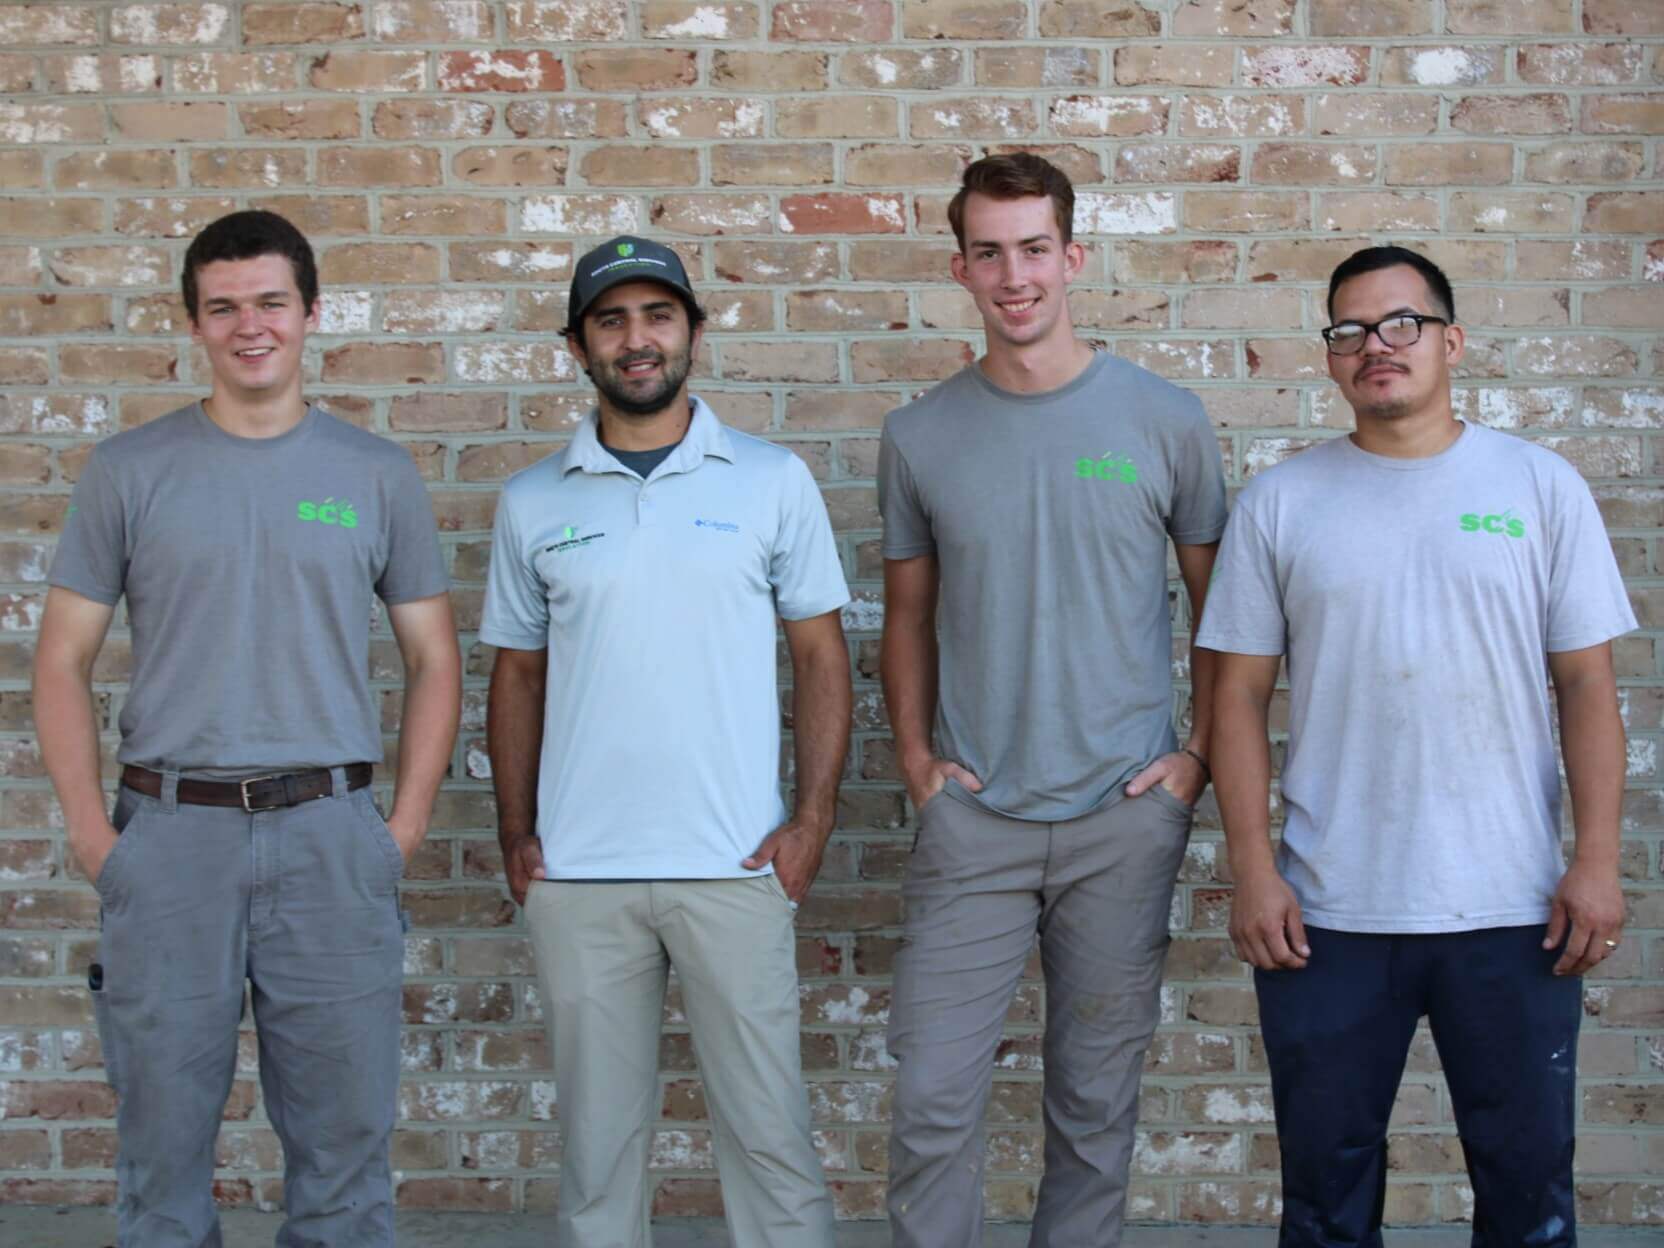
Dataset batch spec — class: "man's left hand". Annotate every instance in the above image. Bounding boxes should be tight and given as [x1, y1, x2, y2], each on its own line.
[385, 810, 425, 865]
[743, 821, 829, 903]
[1545, 859, 1626, 976]
[1124, 750, 1207, 807]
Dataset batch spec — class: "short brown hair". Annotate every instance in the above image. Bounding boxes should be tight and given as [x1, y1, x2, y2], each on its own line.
[947, 153, 1075, 252]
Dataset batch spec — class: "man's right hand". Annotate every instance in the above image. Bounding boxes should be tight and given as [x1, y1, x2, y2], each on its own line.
[70, 821, 121, 888]
[901, 754, 982, 813]
[1229, 865, 1311, 970]
[504, 833, 547, 907]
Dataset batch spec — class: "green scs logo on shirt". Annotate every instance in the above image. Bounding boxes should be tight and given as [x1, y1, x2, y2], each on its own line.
[297, 499, 359, 528]
[1459, 510, 1526, 539]
[1074, 453, 1139, 484]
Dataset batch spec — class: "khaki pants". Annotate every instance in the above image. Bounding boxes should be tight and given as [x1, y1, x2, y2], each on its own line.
[525, 875, 834, 1248]
[887, 786, 1193, 1248]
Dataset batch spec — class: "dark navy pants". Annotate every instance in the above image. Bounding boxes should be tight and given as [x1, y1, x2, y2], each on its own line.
[1255, 925, 1581, 1248]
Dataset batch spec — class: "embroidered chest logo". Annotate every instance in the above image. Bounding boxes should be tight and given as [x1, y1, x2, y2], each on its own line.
[694, 518, 740, 533]
[1074, 453, 1139, 484]
[545, 525, 605, 554]
[296, 499, 358, 528]
[1458, 510, 1526, 539]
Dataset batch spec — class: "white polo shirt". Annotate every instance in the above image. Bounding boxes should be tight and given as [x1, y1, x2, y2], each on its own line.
[480, 396, 850, 879]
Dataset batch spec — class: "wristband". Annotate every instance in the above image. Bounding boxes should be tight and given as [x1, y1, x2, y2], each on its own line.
[1180, 747, 1211, 780]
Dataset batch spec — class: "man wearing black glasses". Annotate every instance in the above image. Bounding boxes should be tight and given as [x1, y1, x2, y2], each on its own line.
[1197, 246, 1631, 1247]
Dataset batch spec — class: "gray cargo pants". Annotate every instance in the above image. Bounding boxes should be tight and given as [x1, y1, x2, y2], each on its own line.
[887, 784, 1193, 1248]
[90, 772, 406, 1248]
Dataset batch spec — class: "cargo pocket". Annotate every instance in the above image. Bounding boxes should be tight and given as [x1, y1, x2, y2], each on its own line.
[355, 789, 407, 889]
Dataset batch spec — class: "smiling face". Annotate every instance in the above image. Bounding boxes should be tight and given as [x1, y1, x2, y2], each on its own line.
[189, 253, 316, 404]
[1326, 263, 1464, 426]
[568, 280, 701, 418]
[950, 192, 1085, 354]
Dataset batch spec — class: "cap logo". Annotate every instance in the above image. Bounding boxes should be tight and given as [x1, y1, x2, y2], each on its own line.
[617, 242, 634, 257]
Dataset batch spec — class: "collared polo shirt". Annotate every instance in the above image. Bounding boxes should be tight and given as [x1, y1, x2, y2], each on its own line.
[480, 396, 850, 879]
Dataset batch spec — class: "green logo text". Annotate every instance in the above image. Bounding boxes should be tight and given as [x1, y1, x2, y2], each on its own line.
[1075, 453, 1138, 484]
[1459, 510, 1525, 539]
[297, 498, 358, 528]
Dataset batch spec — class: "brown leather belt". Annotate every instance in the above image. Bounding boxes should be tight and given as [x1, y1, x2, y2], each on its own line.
[121, 763, 374, 812]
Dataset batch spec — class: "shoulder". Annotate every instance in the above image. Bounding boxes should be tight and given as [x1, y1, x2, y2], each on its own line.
[883, 366, 981, 440]
[1238, 434, 1351, 501]
[1093, 354, 1209, 430]
[91, 404, 199, 466]
[720, 424, 806, 479]
[499, 446, 574, 509]
[310, 410, 425, 473]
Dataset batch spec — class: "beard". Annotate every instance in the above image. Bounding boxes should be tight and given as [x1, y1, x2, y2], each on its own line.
[587, 345, 693, 417]
[1355, 395, 1415, 421]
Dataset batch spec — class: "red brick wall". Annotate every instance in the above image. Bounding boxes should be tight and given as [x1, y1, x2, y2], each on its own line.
[0, 0, 1660, 1225]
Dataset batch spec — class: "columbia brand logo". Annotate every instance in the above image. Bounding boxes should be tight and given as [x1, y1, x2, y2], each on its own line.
[296, 499, 358, 528]
[1459, 510, 1526, 539]
[1074, 454, 1139, 484]
[694, 518, 740, 533]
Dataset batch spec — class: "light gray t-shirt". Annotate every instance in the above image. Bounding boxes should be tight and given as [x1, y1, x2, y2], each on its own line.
[479, 397, 850, 879]
[879, 351, 1228, 822]
[49, 403, 449, 777]
[1196, 423, 1636, 934]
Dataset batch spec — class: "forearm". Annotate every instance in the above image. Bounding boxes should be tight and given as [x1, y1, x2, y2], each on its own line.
[790, 643, 851, 835]
[880, 614, 938, 768]
[1558, 677, 1625, 869]
[486, 658, 545, 855]
[1185, 643, 1217, 758]
[33, 661, 110, 839]
[1213, 682, 1277, 877]
[388, 653, 462, 837]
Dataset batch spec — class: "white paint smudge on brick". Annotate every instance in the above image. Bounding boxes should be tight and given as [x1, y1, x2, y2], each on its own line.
[0, 596, 43, 632]
[519, 196, 639, 235]
[375, 1, 492, 40]
[841, 597, 884, 632]
[1247, 47, 1363, 88]
[394, 291, 502, 333]
[866, 195, 905, 229]
[656, 5, 733, 38]
[529, 1079, 558, 1120]
[1407, 47, 1490, 86]
[869, 55, 898, 85]
[27, 396, 110, 435]
[64, 56, 104, 93]
[466, 743, 492, 779]
[114, 4, 230, 45]
[1134, 1130, 1245, 1176]
[1627, 738, 1655, 778]
[1053, 95, 1155, 133]
[0, 106, 85, 143]
[318, 291, 373, 334]
[1074, 192, 1176, 236]
[1646, 252, 1664, 283]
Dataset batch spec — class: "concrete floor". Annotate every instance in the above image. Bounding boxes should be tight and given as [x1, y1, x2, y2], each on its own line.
[1, 1211, 1658, 1247]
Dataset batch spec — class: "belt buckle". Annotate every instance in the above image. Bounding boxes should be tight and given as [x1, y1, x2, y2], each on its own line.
[240, 774, 281, 813]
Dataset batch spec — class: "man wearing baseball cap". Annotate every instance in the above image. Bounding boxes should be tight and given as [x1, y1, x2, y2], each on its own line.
[481, 236, 851, 1248]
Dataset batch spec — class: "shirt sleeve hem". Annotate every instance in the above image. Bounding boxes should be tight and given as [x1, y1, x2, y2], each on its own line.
[478, 626, 548, 651]
[881, 541, 936, 560]
[378, 579, 452, 606]
[1546, 620, 1637, 653]
[1193, 633, 1284, 656]
[1170, 522, 1227, 545]
[778, 592, 852, 622]
[45, 575, 120, 607]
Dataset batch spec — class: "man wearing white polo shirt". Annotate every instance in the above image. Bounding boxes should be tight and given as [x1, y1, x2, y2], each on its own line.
[482, 236, 851, 1248]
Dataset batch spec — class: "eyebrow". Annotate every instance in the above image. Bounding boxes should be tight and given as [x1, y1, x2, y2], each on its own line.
[589, 299, 678, 319]
[202, 291, 291, 306]
[968, 234, 1054, 250]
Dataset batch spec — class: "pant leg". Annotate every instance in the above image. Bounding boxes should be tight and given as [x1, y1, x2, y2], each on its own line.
[656, 875, 835, 1248]
[1255, 928, 1423, 1248]
[526, 880, 668, 1248]
[1027, 790, 1193, 1248]
[93, 786, 249, 1248]
[1423, 926, 1580, 1248]
[887, 792, 1047, 1248]
[246, 787, 404, 1248]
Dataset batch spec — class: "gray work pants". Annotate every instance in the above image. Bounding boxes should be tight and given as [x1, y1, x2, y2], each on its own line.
[887, 785, 1193, 1248]
[91, 773, 406, 1248]
[525, 876, 835, 1248]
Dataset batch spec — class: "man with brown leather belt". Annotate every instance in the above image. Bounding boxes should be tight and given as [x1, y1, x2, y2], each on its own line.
[33, 210, 461, 1248]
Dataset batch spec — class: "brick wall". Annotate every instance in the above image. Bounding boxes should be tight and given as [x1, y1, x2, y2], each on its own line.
[0, 0, 1660, 1225]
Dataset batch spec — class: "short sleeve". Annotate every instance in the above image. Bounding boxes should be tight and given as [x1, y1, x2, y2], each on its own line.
[878, 424, 935, 560]
[1194, 498, 1288, 657]
[1167, 398, 1228, 545]
[769, 455, 850, 621]
[48, 447, 127, 606]
[375, 452, 450, 605]
[1545, 469, 1636, 653]
[478, 489, 550, 650]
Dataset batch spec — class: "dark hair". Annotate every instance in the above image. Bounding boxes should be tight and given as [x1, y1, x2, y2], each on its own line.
[182, 210, 318, 321]
[947, 152, 1075, 253]
[565, 290, 705, 353]
[1327, 245, 1455, 323]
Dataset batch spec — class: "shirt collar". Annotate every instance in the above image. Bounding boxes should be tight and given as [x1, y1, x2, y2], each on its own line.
[563, 394, 732, 477]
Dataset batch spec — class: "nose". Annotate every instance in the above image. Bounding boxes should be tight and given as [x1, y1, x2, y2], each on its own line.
[621, 313, 653, 351]
[234, 304, 262, 334]
[998, 250, 1022, 287]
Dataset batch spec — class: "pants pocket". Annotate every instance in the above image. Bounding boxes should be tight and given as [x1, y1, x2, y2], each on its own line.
[355, 790, 406, 887]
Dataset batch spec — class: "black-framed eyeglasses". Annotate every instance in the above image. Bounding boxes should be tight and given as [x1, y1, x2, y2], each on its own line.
[1321, 313, 1448, 356]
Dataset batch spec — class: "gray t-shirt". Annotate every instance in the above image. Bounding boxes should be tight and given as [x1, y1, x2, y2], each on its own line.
[49, 403, 449, 777]
[1196, 423, 1636, 934]
[879, 351, 1228, 822]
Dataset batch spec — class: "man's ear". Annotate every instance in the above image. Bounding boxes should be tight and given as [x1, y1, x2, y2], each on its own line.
[1443, 321, 1466, 369]
[565, 330, 588, 371]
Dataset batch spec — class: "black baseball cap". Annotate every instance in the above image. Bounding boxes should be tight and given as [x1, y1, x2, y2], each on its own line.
[565, 235, 699, 333]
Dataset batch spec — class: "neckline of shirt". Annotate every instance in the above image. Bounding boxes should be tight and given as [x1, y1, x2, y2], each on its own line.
[1338, 420, 1476, 472]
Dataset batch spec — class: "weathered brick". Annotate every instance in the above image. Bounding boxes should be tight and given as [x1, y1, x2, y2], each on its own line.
[772, 0, 893, 41]
[711, 143, 835, 187]
[1185, 192, 1308, 234]
[0, 6, 101, 46]
[322, 341, 444, 385]
[1586, 192, 1664, 233]
[1251, 143, 1377, 185]
[372, 0, 494, 41]
[1448, 191, 1575, 233]
[901, 0, 1022, 39]
[1381, 45, 1504, 85]
[1384, 143, 1513, 186]
[1318, 191, 1439, 233]
[110, 4, 232, 45]
[1452, 93, 1573, 135]
[777, 97, 898, 140]
[911, 97, 1036, 140]
[780, 194, 905, 236]
[1517, 241, 1632, 281]
[1584, 94, 1664, 135]
[56, 150, 178, 192]
[639, 1, 759, 39]
[317, 145, 443, 188]
[1313, 93, 1439, 136]
[1447, 0, 1573, 33]
[1050, 95, 1167, 138]
[439, 50, 565, 93]
[579, 48, 698, 90]
[189, 148, 308, 190]
[240, 99, 361, 139]
[1043, 0, 1161, 37]
[113, 195, 235, 238]
[41, 53, 163, 93]
[242, 3, 366, 44]
[1243, 45, 1369, 87]
[309, 50, 425, 91]
[109, 101, 229, 139]
[1178, 94, 1305, 138]
[384, 291, 505, 335]
[174, 50, 298, 92]
[48, 246, 170, 289]
[1116, 45, 1234, 87]
[505, 0, 629, 40]
[579, 145, 698, 188]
